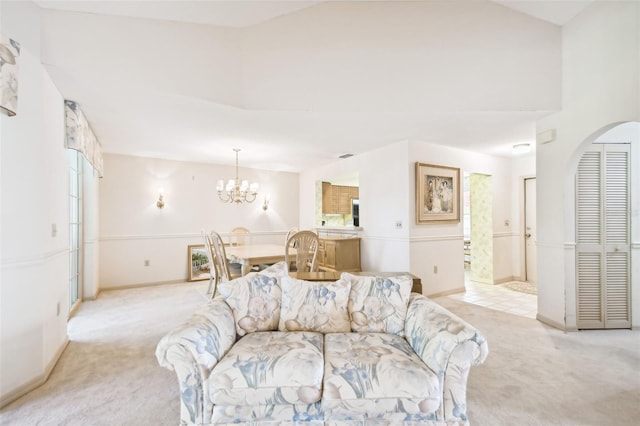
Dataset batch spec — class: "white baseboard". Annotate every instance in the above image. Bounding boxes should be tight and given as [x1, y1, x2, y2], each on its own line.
[0, 337, 69, 409]
[426, 287, 466, 298]
[536, 314, 570, 331]
[494, 276, 515, 284]
[99, 279, 186, 293]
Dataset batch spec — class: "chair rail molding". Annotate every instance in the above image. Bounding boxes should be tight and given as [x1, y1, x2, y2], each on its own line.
[100, 230, 288, 241]
[409, 234, 463, 243]
[493, 231, 518, 239]
[1, 247, 68, 269]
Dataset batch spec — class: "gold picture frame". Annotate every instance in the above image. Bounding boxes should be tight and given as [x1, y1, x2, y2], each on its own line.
[415, 162, 460, 224]
[188, 244, 211, 282]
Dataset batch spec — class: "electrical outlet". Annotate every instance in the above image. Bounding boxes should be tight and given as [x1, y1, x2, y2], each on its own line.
[395, 220, 403, 229]
[144, 259, 150, 267]
[51, 223, 57, 237]
[433, 265, 438, 274]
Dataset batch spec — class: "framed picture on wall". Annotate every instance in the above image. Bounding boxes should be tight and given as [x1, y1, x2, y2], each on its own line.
[0, 35, 20, 117]
[415, 162, 460, 224]
[188, 244, 211, 282]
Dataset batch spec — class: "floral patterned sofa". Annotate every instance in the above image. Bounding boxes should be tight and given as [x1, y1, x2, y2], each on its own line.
[156, 262, 488, 425]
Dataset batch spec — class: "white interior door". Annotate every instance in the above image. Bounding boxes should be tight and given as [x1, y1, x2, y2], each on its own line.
[524, 178, 537, 283]
[576, 144, 630, 329]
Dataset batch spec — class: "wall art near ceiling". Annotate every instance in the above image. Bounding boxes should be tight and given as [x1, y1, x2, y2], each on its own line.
[64, 100, 104, 177]
[0, 35, 20, 116]
[188, 244, 211, 282]
[415, 162, 460, 224]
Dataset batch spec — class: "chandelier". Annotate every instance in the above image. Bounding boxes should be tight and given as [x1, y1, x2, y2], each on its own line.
[216, 149, 259, 203]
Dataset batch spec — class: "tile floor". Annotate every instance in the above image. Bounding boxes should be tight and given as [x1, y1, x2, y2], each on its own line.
[447, 273, 538, 319]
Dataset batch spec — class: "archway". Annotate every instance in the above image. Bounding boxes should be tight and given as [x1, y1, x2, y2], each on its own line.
[562, 121, 639, 330]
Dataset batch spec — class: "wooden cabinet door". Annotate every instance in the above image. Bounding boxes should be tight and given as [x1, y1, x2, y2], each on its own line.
[324, 241, 337, 269]
[322, 183, 358, 214]
[334, 239, 360, 271]
[317, 240, 326, 267]
[322, 182, 333, 214]
[338, 187, 351, 214]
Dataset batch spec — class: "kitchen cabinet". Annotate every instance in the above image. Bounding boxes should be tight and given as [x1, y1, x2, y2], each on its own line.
[322, 182, 333, 214]
[317, 237, 361, 272]
[322, 182, 359, 214]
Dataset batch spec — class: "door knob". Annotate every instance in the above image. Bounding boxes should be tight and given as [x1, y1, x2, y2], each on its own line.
[526, 233, 532, 238]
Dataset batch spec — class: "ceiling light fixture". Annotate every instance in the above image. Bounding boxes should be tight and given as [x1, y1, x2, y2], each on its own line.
[512, 143, 531, 155]
[216, 149, 259, 204]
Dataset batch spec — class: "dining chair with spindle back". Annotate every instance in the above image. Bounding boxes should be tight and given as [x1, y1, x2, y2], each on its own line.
[285, 227, 299, 245]
[229, 226, 252, 246]
[285, 230, 319, 273]
[201, 229, 219, 298]
[210, 230, 242, 287]
[284, 227, 300, 271]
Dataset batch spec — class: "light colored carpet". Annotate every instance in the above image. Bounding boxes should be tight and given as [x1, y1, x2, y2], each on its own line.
[500, 280, 537, 295]
[436, 297, 640, 426]
[1, 283, 639, 425]
[0, 282, 209, 426]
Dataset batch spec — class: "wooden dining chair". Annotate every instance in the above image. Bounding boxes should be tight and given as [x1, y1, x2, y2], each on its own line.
[283, 227, 299, 270]
[285, 227, 299, 245]
[285, 230, 319, 273]
[201, 230, 242, 299]
[210, 230, 242, 284]
[201, 229, 221, 298]
[229, 226, 252, 246]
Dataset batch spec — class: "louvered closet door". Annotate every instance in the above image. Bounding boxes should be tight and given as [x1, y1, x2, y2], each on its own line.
[576, 144, 631, 329]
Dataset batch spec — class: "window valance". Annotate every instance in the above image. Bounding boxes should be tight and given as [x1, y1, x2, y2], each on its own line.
[64, 100, 104, 177]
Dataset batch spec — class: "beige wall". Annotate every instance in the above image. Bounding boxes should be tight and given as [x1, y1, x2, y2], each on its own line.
[0, 1, 71, 406]
[300, 139, 529, 297]
[99, 154, 300, 288]
[536, 1, 640, 329]
[409, 141, 518, 295]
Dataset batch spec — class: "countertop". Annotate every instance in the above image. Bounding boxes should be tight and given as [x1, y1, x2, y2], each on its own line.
[316, 226, 362, 232]
[315, 226, 362, 238]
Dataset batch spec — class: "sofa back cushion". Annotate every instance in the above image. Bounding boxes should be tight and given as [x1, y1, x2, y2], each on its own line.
[218, 262, 287, 337]
[278, 276, 351, 333]
[341, 273, 413, 336]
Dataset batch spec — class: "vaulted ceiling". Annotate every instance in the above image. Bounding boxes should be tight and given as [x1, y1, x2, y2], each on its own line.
[34, 0, 594, 172]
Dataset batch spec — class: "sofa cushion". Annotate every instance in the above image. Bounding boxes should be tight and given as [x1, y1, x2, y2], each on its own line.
[279, 276, 351, 333]
[256, 260, 288, 278]
[218, 263, 287, 337]
[212, 403, 324, 424]
[322, 332, 440, 421]
[209, 331, 324, 406]
[341, 273, 413, 336]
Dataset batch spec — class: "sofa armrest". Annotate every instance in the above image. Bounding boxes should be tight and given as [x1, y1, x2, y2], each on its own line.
[404, 293, 488, 423]
[155, 297, 236, 425]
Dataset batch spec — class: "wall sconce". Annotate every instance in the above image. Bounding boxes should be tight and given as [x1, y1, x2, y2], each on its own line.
[262, 195, 270, 211]
[156, 188, 165, 209]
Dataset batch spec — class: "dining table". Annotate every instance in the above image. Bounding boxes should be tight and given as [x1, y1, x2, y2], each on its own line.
[225, 244, 422, 294]
[225, 244, 290, 276]
[289, 271, 422, 293]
